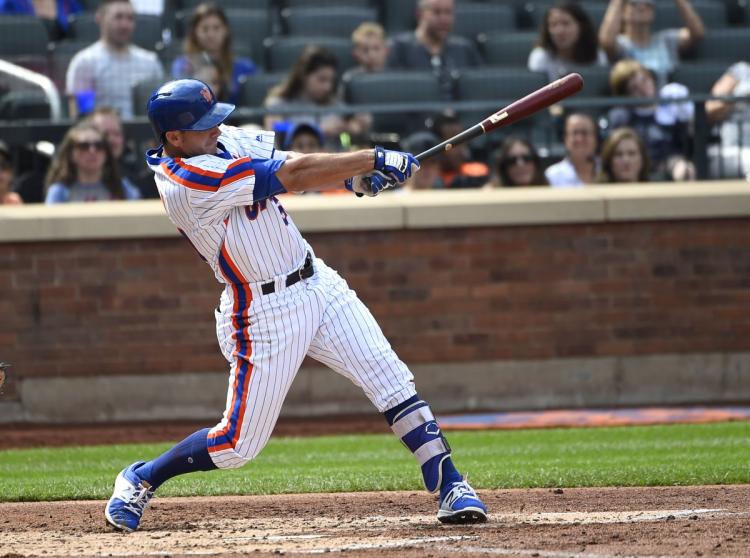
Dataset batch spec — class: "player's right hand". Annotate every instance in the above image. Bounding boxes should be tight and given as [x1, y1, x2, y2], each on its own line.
[374, 146, 420, 184]
[345, 172, 397, 197]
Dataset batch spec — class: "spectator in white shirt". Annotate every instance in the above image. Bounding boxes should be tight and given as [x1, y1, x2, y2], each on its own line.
[65, 0, 164, 119]
[545, 112, 601, 187]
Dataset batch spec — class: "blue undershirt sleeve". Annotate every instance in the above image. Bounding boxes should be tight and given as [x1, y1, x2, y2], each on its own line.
[251, 158, 287, 203]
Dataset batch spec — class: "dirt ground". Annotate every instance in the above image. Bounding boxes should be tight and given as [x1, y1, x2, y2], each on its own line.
[1, 485, 749, 557]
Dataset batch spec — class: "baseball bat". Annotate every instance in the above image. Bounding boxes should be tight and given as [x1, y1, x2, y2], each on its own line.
[415, 72, 584, 162]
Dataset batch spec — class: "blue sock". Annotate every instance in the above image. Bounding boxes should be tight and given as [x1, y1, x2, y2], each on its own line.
[135, 428, 217, 490]
[384, 396, 462, 494]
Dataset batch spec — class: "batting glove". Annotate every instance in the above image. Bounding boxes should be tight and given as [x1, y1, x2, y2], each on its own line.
[345, 172, 398, 197]
[374, 145, 420, 184]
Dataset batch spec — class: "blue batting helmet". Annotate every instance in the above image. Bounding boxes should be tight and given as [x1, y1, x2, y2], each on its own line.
[146, 79, 235, 139]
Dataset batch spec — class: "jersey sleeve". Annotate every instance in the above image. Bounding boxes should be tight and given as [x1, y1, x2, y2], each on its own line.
[220, 124, 279, 160]
[160, 154, 284, 226]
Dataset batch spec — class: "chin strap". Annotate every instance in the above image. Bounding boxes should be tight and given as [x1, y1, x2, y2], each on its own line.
[390, 400, 452, 493]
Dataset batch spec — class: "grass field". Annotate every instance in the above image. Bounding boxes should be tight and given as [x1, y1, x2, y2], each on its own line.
[1, 422, 748, 502]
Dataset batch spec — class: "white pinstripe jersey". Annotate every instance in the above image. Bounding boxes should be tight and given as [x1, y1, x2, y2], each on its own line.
[146, 124, 308, 284]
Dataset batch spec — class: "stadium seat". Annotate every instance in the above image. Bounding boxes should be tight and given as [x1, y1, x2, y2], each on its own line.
[692, 28, 748, 61]
[68, 13, 165, 51]
[0, 90, 51, 120]
[0, 15, 49, 56]
[263, 35, 355, 73]
[180, 0, 270, 10]
[48, 39, 91, 89]
[452, 3, 515, 40]
[653, 0, 728, 30]
[568, 65, 612, 98]
[383, 0, 417, 33]
[284, 0, 372, 7]
[131, 77, 166, 116]
[281, 7, 377, 38]
[456, 67, 547, 103]
[238, 71, 286, 109]
[343, 70, 441, 134]
[671, 62, 725, 94]
[479, 31, 537, 66]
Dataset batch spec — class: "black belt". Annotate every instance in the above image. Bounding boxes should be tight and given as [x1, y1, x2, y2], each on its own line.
[261, 253, 314, 295]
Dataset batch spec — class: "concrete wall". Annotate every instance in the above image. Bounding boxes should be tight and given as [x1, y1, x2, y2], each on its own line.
[2, 183, 750, 423]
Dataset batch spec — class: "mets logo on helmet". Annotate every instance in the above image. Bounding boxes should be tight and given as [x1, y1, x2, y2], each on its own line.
[200, 87, 213, 103]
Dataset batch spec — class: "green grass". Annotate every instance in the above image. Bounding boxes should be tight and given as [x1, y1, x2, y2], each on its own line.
[1, 422, 748, 502]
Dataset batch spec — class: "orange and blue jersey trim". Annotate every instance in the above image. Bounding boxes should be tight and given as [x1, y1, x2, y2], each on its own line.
[208, 243, 254, 454]
[160, 157, 256, 192]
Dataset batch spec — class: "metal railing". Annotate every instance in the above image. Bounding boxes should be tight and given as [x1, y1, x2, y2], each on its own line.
[0, 59, 62, 122]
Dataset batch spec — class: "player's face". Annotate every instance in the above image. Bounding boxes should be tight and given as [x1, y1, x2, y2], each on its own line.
[420, 0, 454, 42]
[611, 137, 643, 182]
[194, 14, 227, 54]
[303, 66, 337, 103]
[99, 2, 135, 48]
[564, 115, 597, 161]
[353, 35, 388, 72]
[71, 130, 107, 174]
[547, 8, 580, 52]
[505, 142, 536, 186]
[170, 127, 222, 157]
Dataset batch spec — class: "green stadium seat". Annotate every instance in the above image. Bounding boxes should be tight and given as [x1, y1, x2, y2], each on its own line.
[383, 0, 417, 33]
[0, 16, 49, 57]
[281, 7, 377, 38]
[238, 71, 286, 109]
[692, 28, 748, 61]
[452, 3, 516, 40]
[479, 31, 537, 66]
[263, 35, 355, 73]
[568, 65, 612, 97]
[131, 77, 166, 116]
[343, 70, 441, 134]
[671, 62, 726, 94]
[653, 0, 728, 30]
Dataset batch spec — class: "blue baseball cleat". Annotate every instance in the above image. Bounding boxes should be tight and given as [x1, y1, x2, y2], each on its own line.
[105, 461, 154, 532]
[437, 478, 488, 524]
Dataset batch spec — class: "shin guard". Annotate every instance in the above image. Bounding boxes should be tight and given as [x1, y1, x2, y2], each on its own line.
[390, 400, 451, 493]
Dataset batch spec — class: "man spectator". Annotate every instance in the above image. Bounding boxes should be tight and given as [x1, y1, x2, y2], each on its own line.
[386, 0, 482, 100]
[545, 112, 601, 187]
[598, 0, 704, 86]
[65, 0, 163, 119]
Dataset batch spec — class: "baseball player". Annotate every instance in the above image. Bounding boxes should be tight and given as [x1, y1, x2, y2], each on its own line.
[105, 79, 487, 532]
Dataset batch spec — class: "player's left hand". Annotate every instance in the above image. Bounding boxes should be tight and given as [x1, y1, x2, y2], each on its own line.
[374, 146, 420, 183]
[345, 172, 398, 197]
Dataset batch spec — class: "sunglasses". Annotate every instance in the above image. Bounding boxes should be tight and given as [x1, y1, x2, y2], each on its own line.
[504, 154, 533, 166]
[73, 141, 106, 152]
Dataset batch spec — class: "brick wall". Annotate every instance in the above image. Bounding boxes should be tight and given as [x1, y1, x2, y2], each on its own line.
[3, 218, 750, 401]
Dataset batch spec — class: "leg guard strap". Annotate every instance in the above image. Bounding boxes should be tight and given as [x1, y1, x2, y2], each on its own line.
[390, 399, 451, 493]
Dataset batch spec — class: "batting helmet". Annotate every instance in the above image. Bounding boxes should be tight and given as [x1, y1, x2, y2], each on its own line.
[146, 79, 235, 139]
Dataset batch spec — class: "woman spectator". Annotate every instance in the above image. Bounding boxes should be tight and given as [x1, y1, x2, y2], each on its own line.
[528, 1, 608, 83]
[0, 0, 83, 41]
[171, 2, 256, 104]
[493, 137, 548, 187]
[706, 61, 750, 179]
[598, 127, 650, 183]
[45, 121, 141, 203]
[545, 112, 601, 187]
[264, 46, 368, 145]
[0, 141, 22, 205]
[607, 58, 694, 181]
[599, 0, 704, 86]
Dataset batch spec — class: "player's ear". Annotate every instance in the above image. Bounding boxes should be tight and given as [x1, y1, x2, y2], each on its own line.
[164, 130, 181, 147]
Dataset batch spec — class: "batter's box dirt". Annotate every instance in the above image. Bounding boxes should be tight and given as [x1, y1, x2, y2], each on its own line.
[1, 486, 749, 557]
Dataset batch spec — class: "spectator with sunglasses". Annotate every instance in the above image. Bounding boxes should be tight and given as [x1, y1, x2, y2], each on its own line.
[45, 121, 141, 203]
[493, 137, 548, 187]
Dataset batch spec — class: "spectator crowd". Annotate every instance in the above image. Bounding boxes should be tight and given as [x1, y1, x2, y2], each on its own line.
[1, 0, 749, 204]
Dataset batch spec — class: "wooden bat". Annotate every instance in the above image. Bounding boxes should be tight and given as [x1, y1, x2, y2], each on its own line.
[415, 72, 584, 162]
